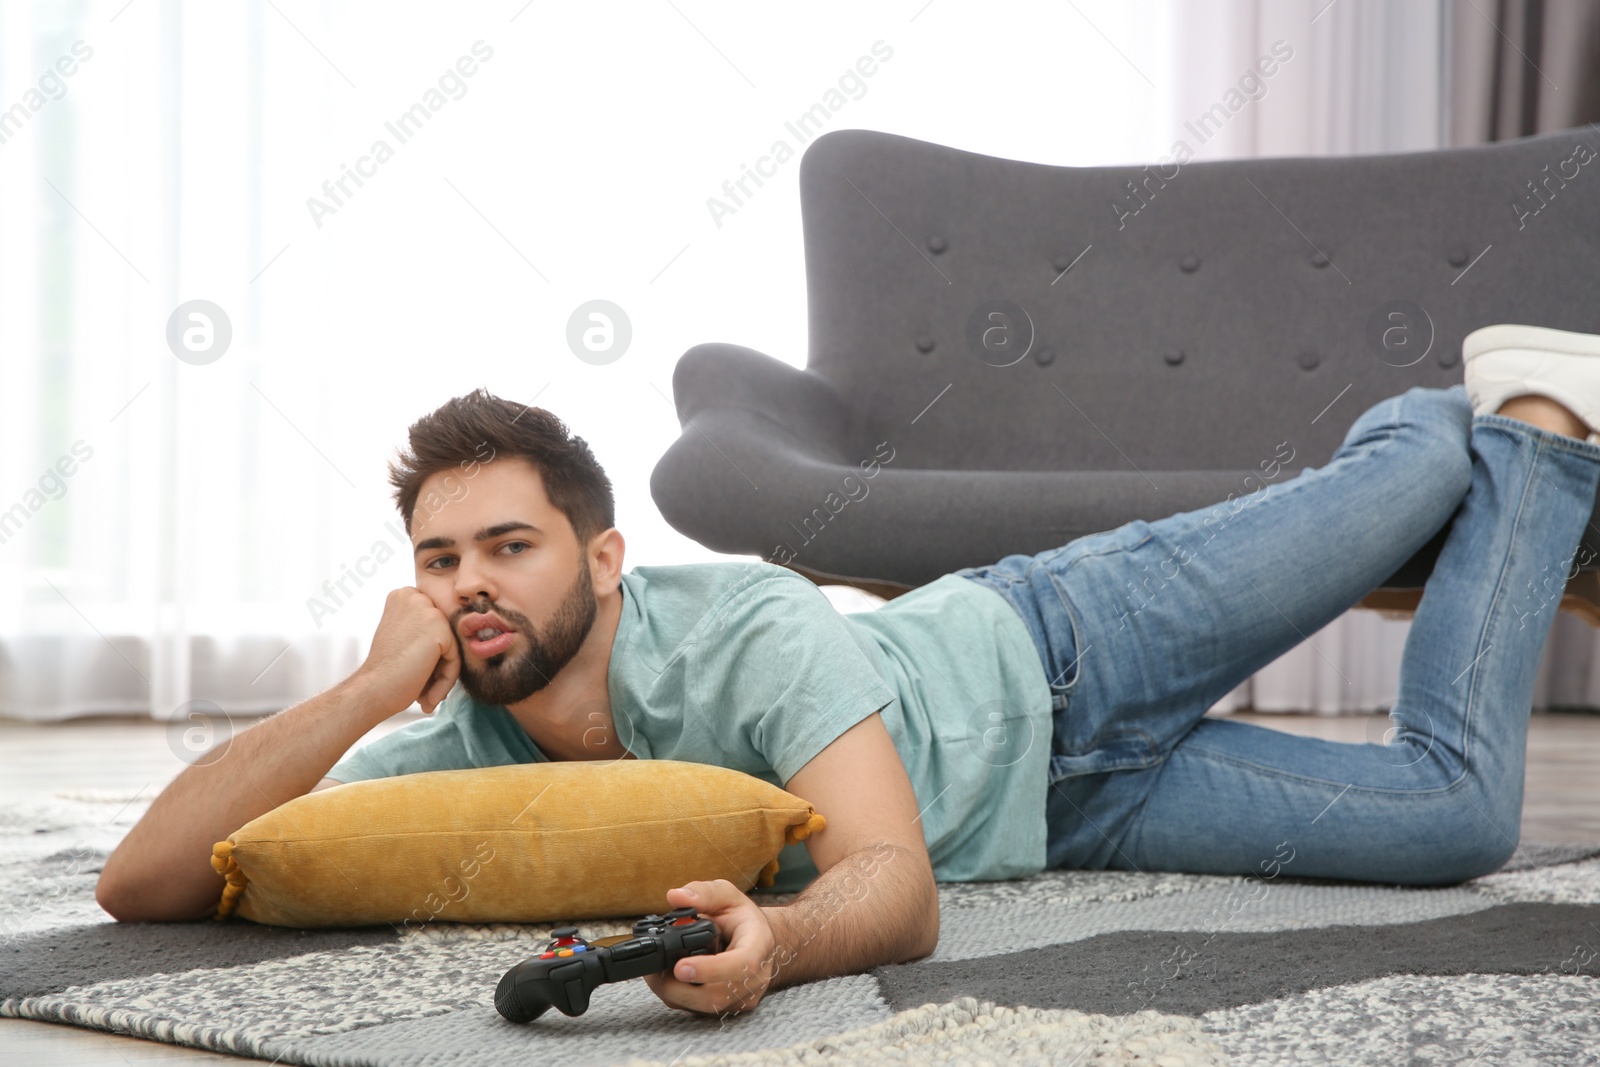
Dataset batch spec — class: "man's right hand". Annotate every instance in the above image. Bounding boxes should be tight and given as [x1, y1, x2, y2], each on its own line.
[356, 588, 461, 716]
[98, 586, 463, 924]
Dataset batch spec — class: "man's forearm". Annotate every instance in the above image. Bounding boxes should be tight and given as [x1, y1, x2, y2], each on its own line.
[754, 842, 939, 997]
[96, 671, 395, 923]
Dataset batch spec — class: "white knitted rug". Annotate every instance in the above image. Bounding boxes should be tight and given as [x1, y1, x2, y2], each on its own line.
[4, 791, 1599, 1066]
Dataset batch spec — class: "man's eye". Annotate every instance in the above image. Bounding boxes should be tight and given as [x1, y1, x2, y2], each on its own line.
[426, 556, 456, 570]
[501, 542, 528, 555]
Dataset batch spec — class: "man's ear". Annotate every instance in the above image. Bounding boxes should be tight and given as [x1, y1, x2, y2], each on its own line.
[591, 527, 625, 591]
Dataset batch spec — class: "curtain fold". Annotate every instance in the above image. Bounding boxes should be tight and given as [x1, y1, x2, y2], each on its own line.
[1, 1, 400, 722]
[1449, 0, 1600, 145]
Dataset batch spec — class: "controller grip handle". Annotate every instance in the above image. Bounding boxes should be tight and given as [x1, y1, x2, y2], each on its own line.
[494, 966, 554, 1023]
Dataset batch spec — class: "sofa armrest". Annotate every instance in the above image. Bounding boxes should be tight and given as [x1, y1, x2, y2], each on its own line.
[668, 342, 859, 465]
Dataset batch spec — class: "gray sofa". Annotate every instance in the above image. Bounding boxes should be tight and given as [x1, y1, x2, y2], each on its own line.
[650, 127, 1600, 600]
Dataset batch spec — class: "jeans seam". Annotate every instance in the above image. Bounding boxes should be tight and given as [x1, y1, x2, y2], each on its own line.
[1049, 726, 1162, 776]
[1452, 427, 1545, 794]
[1039, 524, 1154, 577]
[1178, 740, 1475, 798]
[1379, 392, 1404, 433]
[1041, 561, 1090, 696]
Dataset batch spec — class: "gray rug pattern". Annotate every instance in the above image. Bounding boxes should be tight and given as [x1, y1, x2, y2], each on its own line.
[1205, 973, 1600, 1066]
[4, 791, 1599, 1065]
[878, 901, 1600, 1016]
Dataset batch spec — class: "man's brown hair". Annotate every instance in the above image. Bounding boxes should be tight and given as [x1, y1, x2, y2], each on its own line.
[388, 388, 615, 547]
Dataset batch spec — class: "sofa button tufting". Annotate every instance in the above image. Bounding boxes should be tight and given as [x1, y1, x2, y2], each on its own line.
[915, 336, 936, 354]
[1179, 253, 1200, 273]
[1035, 347, 1055, 366]
[1163, 349, 1185, 366]
[927, 235, 947, 254]
[1437, 346, 1460, 369]
[1310, 250, 1329, 268]
[1297, 350, 1320, 370]
[1052, 253, 1073, 272]
[1448, 247, 1469, 267]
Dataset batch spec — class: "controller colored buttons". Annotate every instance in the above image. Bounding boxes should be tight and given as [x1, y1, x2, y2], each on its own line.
[557, 949, 574, 957]
[539, 951, 555, 959]
[572, 945, 588, 953]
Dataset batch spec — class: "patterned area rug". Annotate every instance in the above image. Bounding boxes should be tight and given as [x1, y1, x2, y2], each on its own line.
[4, 791, 1600, 1066]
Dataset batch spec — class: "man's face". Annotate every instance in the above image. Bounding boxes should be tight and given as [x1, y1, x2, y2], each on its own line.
[411, 457, 598, 707]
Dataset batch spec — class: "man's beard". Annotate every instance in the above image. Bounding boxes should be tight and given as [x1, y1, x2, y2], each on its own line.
[457, 556, 597, 707]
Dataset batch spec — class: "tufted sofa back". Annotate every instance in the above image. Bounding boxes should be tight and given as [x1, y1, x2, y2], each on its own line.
[798, 128, 1600, 474]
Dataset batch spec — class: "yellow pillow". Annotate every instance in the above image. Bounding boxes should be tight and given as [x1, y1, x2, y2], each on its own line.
[210, 759, 826, 928]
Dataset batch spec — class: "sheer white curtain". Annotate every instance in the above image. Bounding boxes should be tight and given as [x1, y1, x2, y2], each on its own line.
[1174, 0, 1600, 714]
[1, 0, 1184, 721]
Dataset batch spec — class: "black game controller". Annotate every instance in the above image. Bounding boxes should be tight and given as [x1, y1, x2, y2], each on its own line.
[494, 906, 722, 1022]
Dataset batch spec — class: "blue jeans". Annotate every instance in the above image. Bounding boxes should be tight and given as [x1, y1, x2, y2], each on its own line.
[953, 386, 1600, 885]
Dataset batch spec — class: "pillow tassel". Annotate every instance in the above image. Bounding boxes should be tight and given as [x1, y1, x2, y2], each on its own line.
[209, 839, 248, 921]
[784, 811, 826, 846]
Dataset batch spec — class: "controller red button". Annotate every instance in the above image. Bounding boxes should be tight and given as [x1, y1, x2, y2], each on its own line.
[539, 951, 555, 959]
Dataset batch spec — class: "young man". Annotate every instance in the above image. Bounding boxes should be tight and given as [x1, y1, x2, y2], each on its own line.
[97, 322, 1600, 1019]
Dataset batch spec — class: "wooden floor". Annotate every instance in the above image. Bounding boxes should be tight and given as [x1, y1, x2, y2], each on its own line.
[3, 708, 1598, 1064]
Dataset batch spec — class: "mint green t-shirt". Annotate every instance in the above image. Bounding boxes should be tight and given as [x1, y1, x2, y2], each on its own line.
[328, 561, 1054, 892]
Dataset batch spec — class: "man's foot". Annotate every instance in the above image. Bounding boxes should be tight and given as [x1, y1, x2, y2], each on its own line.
[1464, 323, 1600, 443]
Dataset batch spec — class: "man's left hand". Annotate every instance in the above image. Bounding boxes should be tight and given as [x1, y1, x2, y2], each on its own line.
[640, 878, 777, 1016]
